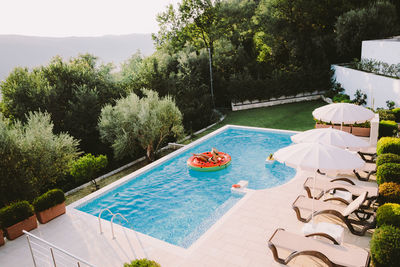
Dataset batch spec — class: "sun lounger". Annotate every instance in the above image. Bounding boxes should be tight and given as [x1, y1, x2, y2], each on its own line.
[292, 193, 376, 236]
[303, 177, 378, 208]
[268, 228, 370, 267]
[358, 151, 376, 164]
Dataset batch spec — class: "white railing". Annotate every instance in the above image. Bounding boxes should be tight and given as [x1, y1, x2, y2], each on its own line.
[24, 230, 95, 267]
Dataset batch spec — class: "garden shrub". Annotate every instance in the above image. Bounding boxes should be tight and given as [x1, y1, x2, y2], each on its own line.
[32, 189, 65, 213]
[376, 153, 400, 167]
[123, 259, 161, 267]
[379, 120, 398, 138]
[377, 137, 400, 155]
[392, 108, 400, 122]
[378, 110, 396, 121]
[376, 163, 400, 184]
[377, 203, 400, 227]
[332, 93, 350, 103]
[0, 201, 34, 228]
[379, 182, 400, 204]
[370, 225, 400, 267]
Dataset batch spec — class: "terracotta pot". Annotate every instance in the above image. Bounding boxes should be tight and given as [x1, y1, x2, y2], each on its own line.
[0, 229, 4, 246]
[36, 202, 66, 224]
[5, 215, 37, 240]
[315, 123, 331, 129]
[332, 125, 351, 133]
[352, 127, 370, 137]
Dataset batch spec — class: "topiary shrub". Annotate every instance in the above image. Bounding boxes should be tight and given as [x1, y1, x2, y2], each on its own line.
[123, 259, 161, 267]
[377, 153, 400, 167]
[376, 163, 400, 184]
[370, 225, 400, 267]
[379, 182, 400, 204]
[0, 201, 34, 228]
[32, 189, 65, 213]
[392, 108, 400, 122]
[379, 120, 399, 138]
[377, 203, 400, 227]
[377, 137, 400, 155]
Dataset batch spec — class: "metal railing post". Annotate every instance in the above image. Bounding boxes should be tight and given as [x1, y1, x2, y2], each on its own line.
[26, 235, 37, 267]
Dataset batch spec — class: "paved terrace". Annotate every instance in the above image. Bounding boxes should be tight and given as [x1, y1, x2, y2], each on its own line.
[0, 166, 374, 267]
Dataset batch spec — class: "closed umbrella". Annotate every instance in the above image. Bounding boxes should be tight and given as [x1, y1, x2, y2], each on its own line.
[312, 103, 374, 124]
[291, 128, 369, 150]
[274, 142, 365, 221]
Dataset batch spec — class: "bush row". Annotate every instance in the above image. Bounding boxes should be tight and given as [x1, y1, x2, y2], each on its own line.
[0, 189, 65, 229]
[379, 120, 399, 138]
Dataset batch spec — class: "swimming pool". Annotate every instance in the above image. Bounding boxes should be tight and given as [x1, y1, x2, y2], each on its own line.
[77, 126, 296, 248]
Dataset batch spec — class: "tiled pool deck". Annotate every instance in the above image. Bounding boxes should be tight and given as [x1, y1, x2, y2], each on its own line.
[0, 126, 375, 267]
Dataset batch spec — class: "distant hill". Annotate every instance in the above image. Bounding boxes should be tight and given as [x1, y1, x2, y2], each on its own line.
[0, 34, 155, 82]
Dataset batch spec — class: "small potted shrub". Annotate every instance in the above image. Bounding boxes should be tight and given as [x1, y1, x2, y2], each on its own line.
[377, 203, 400, 227]
[33, 189, 66, 224]
[377, 137, 400, 155]
[351, 121, 370, 137]
[376, 163, 400, 184]
[379, 120, 399, 138]
[124, 259, 161, 267]
[376, 153, 400, 167]
[370, 225, 400, 267]
[0, 229, 4, 246]
[379, 182, 400, 204]
[0, 201, 37, 240]
[332, 124, 351, 133]
[314, 119, 331, 129]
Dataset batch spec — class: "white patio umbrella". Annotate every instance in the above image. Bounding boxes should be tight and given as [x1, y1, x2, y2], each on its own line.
[312, 103, 375, 124]
[274, 142, 365, 221]
[291, 128, 369, 150]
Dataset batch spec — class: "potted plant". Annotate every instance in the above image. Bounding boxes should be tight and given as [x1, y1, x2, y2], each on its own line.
[0, 201, 37, 240]
[332, 124, 351, 133]
[33, 189, 66, 224]
[0, 229, 4, 246]
[351, 121, 371, 137]
[315, 119, 331, 129]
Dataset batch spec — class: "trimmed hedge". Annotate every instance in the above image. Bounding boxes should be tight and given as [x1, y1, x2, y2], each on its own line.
[33, 189, 65, 213]
[392, 108, 400, 122]
[376, 163, 400, 184]
[377, 153, 400, 167]
[379, 120, 399, 138]
[377, 203, 400, 227]
[377, 137, 400, 155]
[124, 259, 161, 267]
[378, 110, 396, 121]
[379, 182, 400, 204]
[370, 225, 400, 267]
[0, 201, 34, 228]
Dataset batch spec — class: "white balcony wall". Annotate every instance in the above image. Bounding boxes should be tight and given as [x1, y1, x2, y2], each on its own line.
[332, 64, 400, 109]
[361, 39, 400, 65]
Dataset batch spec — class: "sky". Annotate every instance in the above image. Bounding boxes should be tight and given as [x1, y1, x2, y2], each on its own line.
[0, 0, 180, 37]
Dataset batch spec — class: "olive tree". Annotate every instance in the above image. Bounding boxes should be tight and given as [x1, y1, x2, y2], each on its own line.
[98, 89, 184, 161]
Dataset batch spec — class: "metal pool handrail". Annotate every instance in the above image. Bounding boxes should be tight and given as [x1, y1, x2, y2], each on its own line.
[98, 208, 113, 234]
[110, 213, 129, 239]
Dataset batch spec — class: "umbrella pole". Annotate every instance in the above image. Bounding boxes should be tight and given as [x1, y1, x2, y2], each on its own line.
[312, 171, 316, 223]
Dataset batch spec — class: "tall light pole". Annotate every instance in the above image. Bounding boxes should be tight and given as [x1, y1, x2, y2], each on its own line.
[208, 47, 215, 110]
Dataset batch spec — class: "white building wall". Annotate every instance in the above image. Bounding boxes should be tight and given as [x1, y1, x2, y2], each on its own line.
[333, 64, 400, 109]
[361, 39, 400, 65]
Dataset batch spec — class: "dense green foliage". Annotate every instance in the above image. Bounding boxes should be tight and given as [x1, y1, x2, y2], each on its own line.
[32, 189, 66, 213]
[99, 89, 184, 161]
[0, 112, 79, 207]
[392, 108, 400, 122]
[379, 182, 400, 204]
[123, 259, 161, 267]
[376, 163, 400, 184]
[379, 120, 399, 138]
[377, 137, 400, 155]
[0, 201, 34, 228]
[69, 154, 108, 188]
[378, 110, 396, 121]
[377, 203, 400, 227]
[370, 225, 400, 267]
[335, 1, 400, 60]
[1, 54, 126, 154]
[377, 153, 400, 167]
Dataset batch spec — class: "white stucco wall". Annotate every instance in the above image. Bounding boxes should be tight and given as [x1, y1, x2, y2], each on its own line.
[361, 39, 400, 65]
[333, 64, 400, 109]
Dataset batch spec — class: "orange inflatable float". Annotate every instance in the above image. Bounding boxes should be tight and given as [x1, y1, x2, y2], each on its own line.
[187, 152, 231, 172]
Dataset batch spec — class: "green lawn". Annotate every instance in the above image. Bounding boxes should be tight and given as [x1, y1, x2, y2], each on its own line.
[183, 100, 326, 143]
[66, 100, 326, 204]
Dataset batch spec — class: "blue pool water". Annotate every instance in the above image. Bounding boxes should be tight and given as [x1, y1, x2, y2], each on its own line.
[77, 127, 296, 248]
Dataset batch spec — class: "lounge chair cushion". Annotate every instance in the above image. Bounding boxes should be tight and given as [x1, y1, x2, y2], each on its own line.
[270, 229, 369, 267]
[342, 192, 367, 217]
